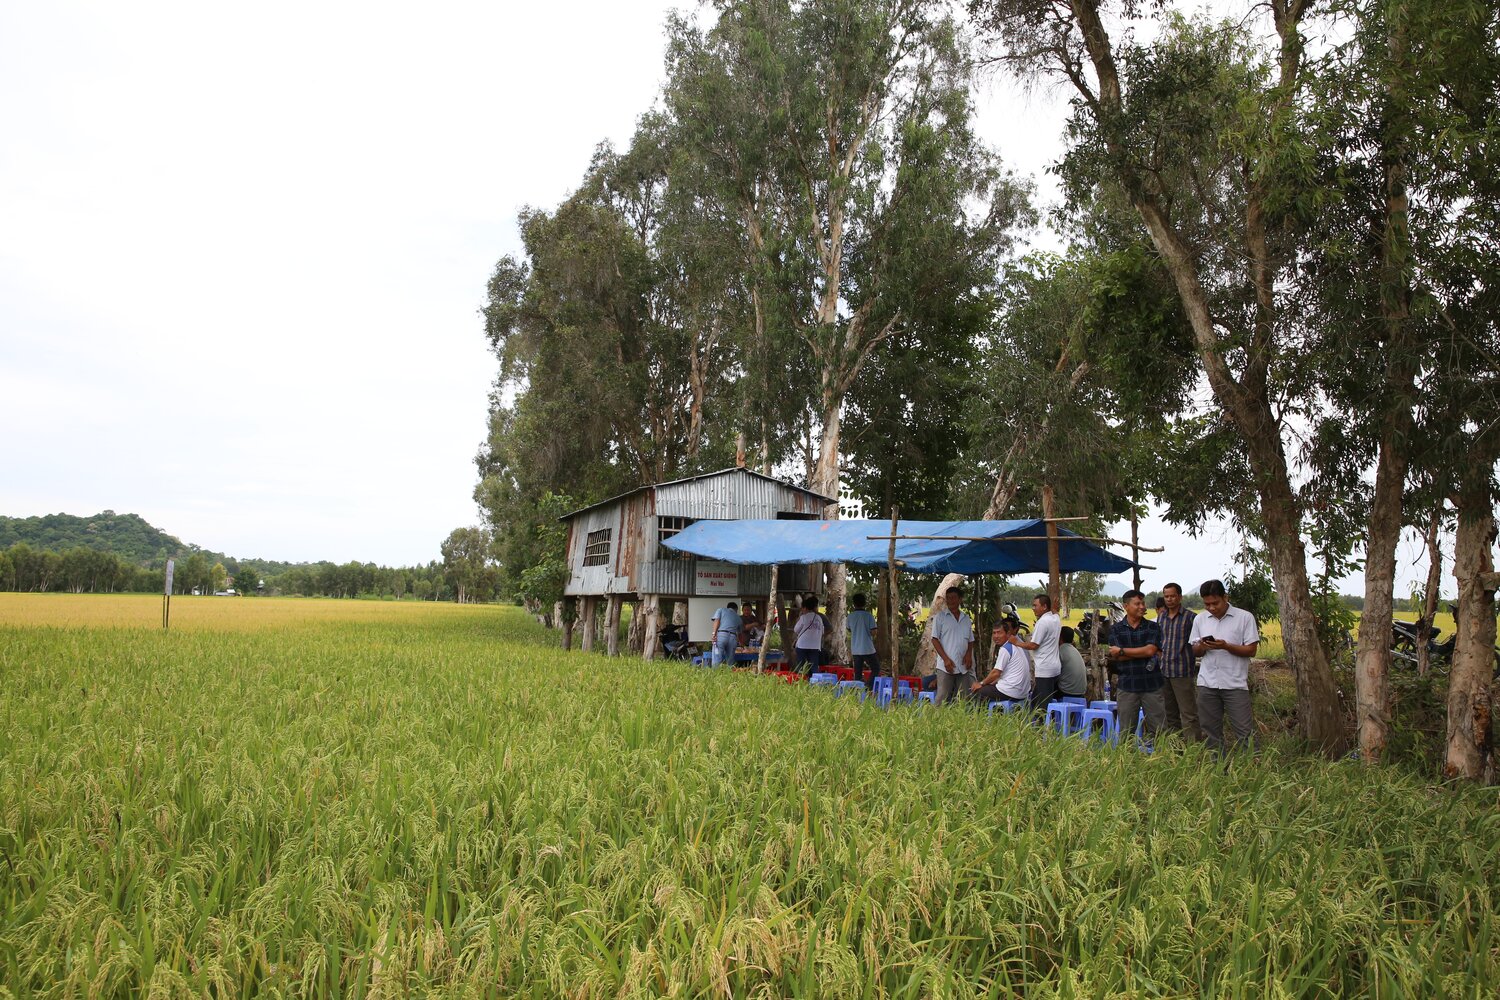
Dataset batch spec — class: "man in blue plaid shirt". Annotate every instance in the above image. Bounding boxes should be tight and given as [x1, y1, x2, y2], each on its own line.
[1155, 583, 1199, 741]
[1108, 589, 1165, 740]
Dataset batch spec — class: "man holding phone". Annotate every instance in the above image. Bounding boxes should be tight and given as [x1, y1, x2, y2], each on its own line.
[1189, 579, 1261, 753]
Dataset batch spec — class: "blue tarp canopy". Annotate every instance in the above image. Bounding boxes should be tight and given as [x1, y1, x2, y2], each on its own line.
[662, 519, 1135, 576]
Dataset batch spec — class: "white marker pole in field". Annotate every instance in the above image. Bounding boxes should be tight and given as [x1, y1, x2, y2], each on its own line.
[163, 559, 175, 631]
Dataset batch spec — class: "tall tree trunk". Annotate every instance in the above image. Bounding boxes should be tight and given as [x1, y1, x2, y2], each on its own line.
[1443, 465, 1498, 782]
[1354, 461, 1403, 761]
[1067, 0, 1345, 755]
[1139, 206, 1347, 755]
[812, 405, 850, 664]
[1355, 13, 1417, 763]
[1242, 419, 1347, 755]
[1416, 509, 1442, 677]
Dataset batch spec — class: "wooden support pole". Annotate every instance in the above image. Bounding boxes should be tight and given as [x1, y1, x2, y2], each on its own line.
[887, 507, 901, 680]
[640, 595, 661, 660]
[605, 594, 622, 657]
[1042, 485, 1061, 612]
[1131, 515, 1142, 593]
[864, 533, 1163, 551]
[757, 565, 778, 674]
[579, 596, 597, 652]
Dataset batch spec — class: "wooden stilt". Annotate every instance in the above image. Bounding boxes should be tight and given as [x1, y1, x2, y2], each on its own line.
[640, 595, 661, 660]
[580, 596, 597, 652]
[605, 594, 622, 657]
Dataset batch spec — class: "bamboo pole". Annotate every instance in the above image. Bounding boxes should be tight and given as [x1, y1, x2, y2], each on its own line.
[887, 507, 900, 684]
[757, 565, 778, 674]
[1042, 485, 1062, 612]
[864, 533, 1163, 551]
[1130, 516, 1143, 592]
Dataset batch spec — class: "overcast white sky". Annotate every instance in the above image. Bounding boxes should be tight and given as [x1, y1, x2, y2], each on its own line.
[0, 1, 1440, 591]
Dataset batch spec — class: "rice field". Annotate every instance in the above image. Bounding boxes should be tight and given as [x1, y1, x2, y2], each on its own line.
[2, 594, 1497, 997]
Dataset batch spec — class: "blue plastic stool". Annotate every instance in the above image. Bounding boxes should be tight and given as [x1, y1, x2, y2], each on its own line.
[1061, 696, 1088, 705]
[1078, 707, 1119, 744]
[1047, 701, 1088, 735]
[897, 681, 913, 702]
[809, 673, 837, 687]
[918, 691, 939, 705]
[1089, 700, 1117, 712]
[871, 676, 894, 707]
[988, 700, 1024, 717]
[835, 680, 867, 700]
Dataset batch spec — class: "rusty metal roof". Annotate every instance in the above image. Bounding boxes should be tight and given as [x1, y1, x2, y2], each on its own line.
[559, 467, 835, 521]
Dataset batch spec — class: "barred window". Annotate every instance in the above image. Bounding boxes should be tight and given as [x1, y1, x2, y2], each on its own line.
[658, 516, 695, 559]
[582, 529, 612, 567]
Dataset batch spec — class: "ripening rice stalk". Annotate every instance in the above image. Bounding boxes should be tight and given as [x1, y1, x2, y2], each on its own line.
[0, 594, 1496, 997]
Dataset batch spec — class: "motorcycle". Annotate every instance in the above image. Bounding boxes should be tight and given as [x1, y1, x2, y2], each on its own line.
[1077, 601, 1124, 651]
[659, 622, 699, 661]
[1390, 606, 1500, 676]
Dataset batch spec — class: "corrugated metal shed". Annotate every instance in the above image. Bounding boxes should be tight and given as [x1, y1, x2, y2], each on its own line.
[560, 467, 831, 598]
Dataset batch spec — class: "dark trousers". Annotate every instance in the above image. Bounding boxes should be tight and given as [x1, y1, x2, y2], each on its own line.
[796, 647, 822, 677]
[1030, 675, 1060, 711]
[1117, 688, 1167, 741]
[1162, 675, 1201, 742]
[853, 653, 881, 688]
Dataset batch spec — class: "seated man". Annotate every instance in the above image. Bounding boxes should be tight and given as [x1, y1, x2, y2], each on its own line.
[1058, 625, 1088, 701]
[968, 618, 1032, 706]
[740, 606, 764, 647]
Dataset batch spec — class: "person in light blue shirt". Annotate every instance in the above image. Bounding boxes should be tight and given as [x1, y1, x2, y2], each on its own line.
[709, 601, 743, 667]
[847, 592, 880, 689]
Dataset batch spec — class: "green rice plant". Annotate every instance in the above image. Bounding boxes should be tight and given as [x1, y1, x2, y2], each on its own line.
[0, 595, 1496, 997]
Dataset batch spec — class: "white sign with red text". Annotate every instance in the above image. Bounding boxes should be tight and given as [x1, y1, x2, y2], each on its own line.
[694, 560, 740, 597]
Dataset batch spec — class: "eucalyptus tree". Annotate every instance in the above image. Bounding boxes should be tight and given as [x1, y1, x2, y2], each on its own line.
[1290, 0, 1500, 765]
[667, 0, 1031, 657]
[477, 123, 747, 586]
[969, 0, 1353, 752]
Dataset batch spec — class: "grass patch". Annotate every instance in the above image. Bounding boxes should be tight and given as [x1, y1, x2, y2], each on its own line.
[1, 595, 1496, 996]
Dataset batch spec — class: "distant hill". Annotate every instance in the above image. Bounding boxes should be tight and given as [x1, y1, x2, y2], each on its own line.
[0, 511, 204, 566]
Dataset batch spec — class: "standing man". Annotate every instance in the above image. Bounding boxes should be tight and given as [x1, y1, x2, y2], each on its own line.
[1190, 579, 1261, 753]
[793, 596, 825, 677]
[709, 600, 743, 667]
[969, 618, 1032, 705]
[1107, 589, 1164, 740]
[1155, 583, 1200, 741]
[847, 593, 880, 689]
[929, 585, 975, 704]
[1012, 594, 1062, 709]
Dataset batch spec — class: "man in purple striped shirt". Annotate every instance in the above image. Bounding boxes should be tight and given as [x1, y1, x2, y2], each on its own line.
[1155, 583, 1199, 741]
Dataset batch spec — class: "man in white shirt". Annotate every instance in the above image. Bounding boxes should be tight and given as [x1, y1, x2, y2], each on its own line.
[1188, 578, 1261, 753]
[846, 592, 880, 689]
[1012, 593, 1062, 709]
[928, 585, 974, 704]
[969, 617, 1031, 704]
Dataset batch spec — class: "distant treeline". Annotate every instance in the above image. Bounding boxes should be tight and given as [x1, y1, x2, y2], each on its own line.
[0, 511, 469, 600]
[0, 541, 457, 600]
